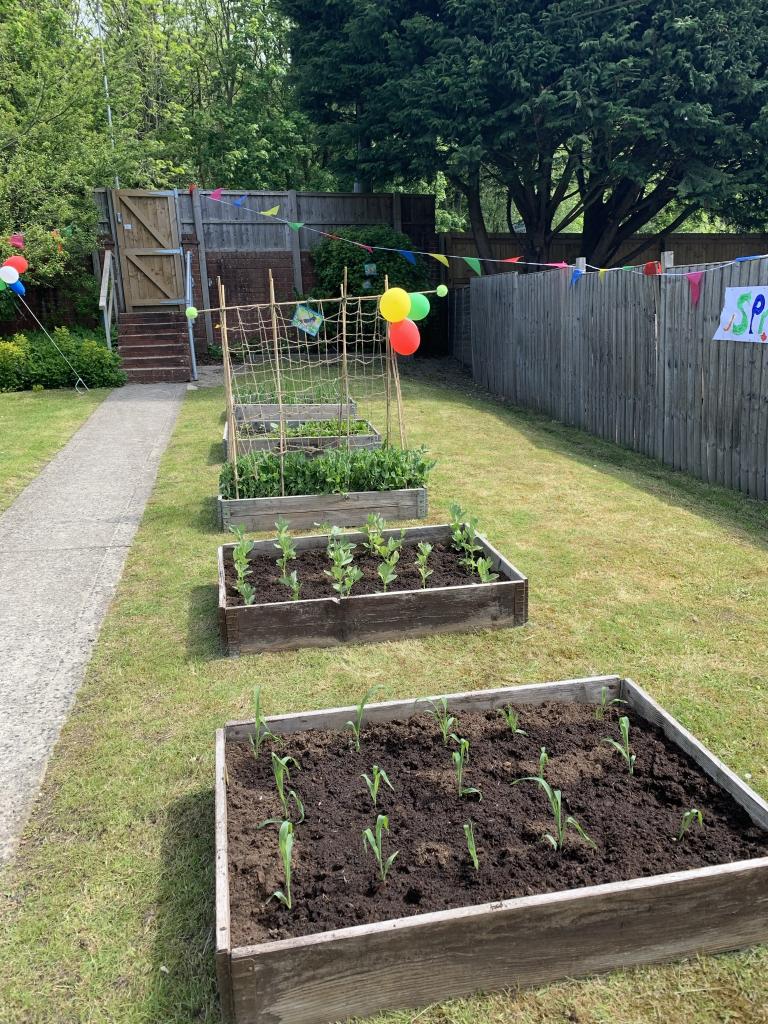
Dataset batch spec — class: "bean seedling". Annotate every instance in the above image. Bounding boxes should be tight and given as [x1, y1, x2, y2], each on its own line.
[361, 764, 394, 807]
[266, 820, 295, 910]
[463, 821, 480, 870]
[594, 685, 628, 721]
[249, 686, 277, 759]
[513, 775, 596, 851]
[499, 705, 527, 737]
[424, 696, 457, 745]
[450, 734, 482, 800]
[362, 813, 399, 883]
[677, 807, 704, 841]
[273, 517, 296, 576]
[603, 716, 636, 775]
[475, 556, 499, 583]
[361, 513, 386, 556]
[324, 527, 363, 597]
[345, 684, 384, 751]
[377, 546, 399, 592]
[449, 502, 483, 572]
[271, 752, 305, 822]
[415, 541, 433, 588]
[279, 569, 301, 601]
[230, 526, 255, 605]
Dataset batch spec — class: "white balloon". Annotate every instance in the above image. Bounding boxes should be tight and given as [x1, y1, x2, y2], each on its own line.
[0, 265, 19, 285]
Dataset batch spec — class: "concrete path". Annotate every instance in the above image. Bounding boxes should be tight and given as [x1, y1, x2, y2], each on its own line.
[0, 383, 186, 864]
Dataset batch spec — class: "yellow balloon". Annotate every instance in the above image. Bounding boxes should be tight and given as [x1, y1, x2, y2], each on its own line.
[379, 287, 411, 323]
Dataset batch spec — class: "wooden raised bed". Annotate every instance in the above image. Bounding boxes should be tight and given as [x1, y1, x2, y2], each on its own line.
[215, 675, 768, 1024]
[223, 419, 381, 460]
[217, 524, 527, 654]
[234, 401, 357, 422]
[217, 486, 428, 533]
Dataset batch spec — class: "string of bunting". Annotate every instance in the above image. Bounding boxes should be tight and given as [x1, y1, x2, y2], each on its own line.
[198, 187, 768, 310]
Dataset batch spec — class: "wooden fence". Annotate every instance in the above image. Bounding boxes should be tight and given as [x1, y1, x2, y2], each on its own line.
[461, 256, 768, 499]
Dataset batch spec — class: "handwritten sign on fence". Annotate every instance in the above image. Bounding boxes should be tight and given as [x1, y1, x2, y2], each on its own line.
[714, 286, 768, 342]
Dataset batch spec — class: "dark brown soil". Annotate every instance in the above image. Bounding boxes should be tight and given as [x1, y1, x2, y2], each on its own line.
[225, 541, 487, 605]
[226, 702, 768, 945]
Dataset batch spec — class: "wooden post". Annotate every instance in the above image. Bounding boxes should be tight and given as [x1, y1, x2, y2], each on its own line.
[269, 269, 287, 497]
[576, 256, 587, 274]
[340, 266, 351, 450]
[285, 190, 304, 296]
[219, 278, 239, 501]
[383, 274, 392, 445]
[391, 344, 407, 448]
[192, 187, 215, 348]
[660, 250, 674, 271]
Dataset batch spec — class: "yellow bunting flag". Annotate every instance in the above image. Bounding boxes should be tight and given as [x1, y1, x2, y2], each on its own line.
[429, 253, 450, 267]
[260, 206, 280, 216]
[599, 269, 607, 280]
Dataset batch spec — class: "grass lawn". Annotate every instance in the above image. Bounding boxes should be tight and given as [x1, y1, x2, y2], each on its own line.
[0, 388, 110, 513]
[1, 364, 767, 1024]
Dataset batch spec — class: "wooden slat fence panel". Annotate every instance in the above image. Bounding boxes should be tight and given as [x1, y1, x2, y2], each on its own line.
[464, 258, 768, 499]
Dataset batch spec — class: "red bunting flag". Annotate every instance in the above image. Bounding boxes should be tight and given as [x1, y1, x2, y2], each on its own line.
[547, 261, 570, 269]
[503, 256, 522, 263]
[686, 271, 704, 307]
[9, 233, 24, 249]
[188, 183, 197, 194]
[643, 261, 662, 276]
[210, 187, 223, 201]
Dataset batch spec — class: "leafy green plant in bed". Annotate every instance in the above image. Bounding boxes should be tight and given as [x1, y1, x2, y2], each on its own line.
[250, 686, 278, 759]
[513, 775, 596, 852]
[267, 820, 295, 910]
[362, 813, 399, 884]
[230, 526, 255, 605]
[345, 684, 384, 751]
[603, 716, 636, 775]
[361, 764, 394, 807]
[475, 556, 499, 583]
[450, 734, 482, 799]
[499, 705, 527, 737]
[677, 807, 704, 841]
[376, 533, 404, 592]
[220, 445, 435, 499]
[324, 526, 363, 596]
[424, 696, 457, 745]
[463, 820, 480, 870]
[415, 541, 433, 588]
[449, 502, 484, 572]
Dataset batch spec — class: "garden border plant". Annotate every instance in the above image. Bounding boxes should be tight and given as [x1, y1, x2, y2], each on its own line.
[222, 417, 381, 460]
[216, 519, 528, 654]
[214, 674, 768, 1024]
[218, 446, 433, 532]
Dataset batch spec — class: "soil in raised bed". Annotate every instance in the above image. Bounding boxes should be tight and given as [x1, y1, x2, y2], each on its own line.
[225, 540, 485, 605]
[226, 702, 768, 945]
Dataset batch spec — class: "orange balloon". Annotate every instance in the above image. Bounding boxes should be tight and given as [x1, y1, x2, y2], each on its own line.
[4, 255, 28, 274]
[389, 318, 420, 356]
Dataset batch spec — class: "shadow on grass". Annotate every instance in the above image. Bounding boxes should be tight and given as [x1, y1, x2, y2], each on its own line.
[207, 441, 224, 466]
[187, 583, 226, 662]
[193, 494, 221, 534]
[148, 787, 220, 1023]
[403, 360, 768, 550]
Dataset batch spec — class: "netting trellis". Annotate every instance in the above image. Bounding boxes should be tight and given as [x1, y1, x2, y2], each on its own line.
[217, 271, 407, 499]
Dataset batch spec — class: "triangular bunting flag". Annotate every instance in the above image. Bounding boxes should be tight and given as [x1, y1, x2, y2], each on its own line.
[643, 261, 662, 276]
[734, 255, 761, 262]
[9, 233, 24, 249]
[210, 187, 223, 201]
[598, 268, 607, 280]
[356, 243, 374, 254]
[429, 253, 450, 267]
[260, 206, 280, 216]
[188, 183, 197, 194]
[233, 195, 248, 207]
[503, 256, 522, 263]
[546, 261, 569, 269]
[287, 222, 304, 231]
[463, 256, 482, 276]
[398, 249, 417, 265]
[686, 271, 704, 307]
[570, 268, 584, 287]
[62, 225, 74, 238]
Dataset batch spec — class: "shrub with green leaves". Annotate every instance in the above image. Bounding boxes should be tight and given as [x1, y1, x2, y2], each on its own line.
[220, 445, 435, 500]
[0, 328, 126, 391]
[311, 225, 430, 298]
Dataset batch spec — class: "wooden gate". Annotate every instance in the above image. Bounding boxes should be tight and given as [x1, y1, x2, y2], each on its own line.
[111, 190, 185, 311]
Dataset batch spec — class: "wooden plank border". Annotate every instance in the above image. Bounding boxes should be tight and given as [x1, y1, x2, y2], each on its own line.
[223, 419, 381, 460]
[215, 675, 768, 1024]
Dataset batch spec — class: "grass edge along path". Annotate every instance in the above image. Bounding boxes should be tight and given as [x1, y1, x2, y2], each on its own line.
[0, 387, 110, 513]
[1, 367, 767, 1024]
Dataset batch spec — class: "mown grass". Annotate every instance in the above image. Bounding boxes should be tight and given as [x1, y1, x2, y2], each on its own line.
[1, 364, 767, 1024]
[0, 387, 109, 512]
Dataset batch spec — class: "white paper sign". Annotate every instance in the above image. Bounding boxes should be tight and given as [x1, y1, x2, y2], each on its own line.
[713, 285, 768, 342]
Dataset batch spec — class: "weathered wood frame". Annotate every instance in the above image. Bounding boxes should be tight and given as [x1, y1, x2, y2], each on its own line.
[233, 401, 358, 423]
[222, 418, 381, 460]
[217, 486, 428, 533]
[217, 525, 528, 654]
[215, 675, 768, 1024]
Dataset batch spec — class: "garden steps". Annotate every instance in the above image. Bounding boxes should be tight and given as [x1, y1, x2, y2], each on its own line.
[117, 311, 191, 384]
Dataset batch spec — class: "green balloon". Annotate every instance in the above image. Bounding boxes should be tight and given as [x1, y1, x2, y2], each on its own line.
[436, 284, 448, 298]
[408, 292, 431, 321]
[0, 280, 6, 292]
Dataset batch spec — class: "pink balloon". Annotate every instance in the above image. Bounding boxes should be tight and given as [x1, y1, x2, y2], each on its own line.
[389, 318, 420, 356]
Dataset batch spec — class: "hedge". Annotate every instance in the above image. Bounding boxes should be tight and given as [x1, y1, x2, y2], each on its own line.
[0, 328, 126, 391]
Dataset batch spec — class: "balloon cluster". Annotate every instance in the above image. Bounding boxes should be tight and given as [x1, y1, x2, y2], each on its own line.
[379, 283, 448, 355]
[0, 253, 28, 296]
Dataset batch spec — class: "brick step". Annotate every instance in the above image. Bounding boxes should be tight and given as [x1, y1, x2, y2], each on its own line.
[119, 312, 186, 324]
[121, 354, 190, 369]
[119, 343, 189, 359]
[125, 366, 190, 384]
[118, 324, 186, 339]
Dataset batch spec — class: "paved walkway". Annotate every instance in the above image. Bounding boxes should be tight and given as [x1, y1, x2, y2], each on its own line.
[0, 383, 186, 863]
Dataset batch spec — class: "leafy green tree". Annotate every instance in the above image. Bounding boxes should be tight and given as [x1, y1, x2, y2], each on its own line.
[310, 225, 429, 297]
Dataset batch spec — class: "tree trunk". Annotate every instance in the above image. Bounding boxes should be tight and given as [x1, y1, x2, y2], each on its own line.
[465, 174, 497, 272]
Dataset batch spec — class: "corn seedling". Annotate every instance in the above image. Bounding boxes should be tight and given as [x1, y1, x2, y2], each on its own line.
[279, 569, 301, 601]
[361, 764, 394, 807]
[475, 556, 499, 583]
[513, 775, 596, 851]
[273, 517, 297, 577]
[377, 547, 399, 592]
[603, 716, 636, 775]
[677, 807, 704, 841]
[538, 746, 549, 778]
[230, 526, 255, 605]
[345, 684, 384, 751]
[362, 813, 399, 883]
[271, 752, 305, 822]
[324, 527, 363, 597]
[450, 734, 482, 800]
[415, 541, 433, 588]
[594, 685, 628, 721]
[362, 513, 386, 556]
[249, 686, 278, 759]
[449, 502, 483, 571]
[463, 821, 480, 870]
[499, 705, 527, 737]
[424, 696, 457, 745]
[266, 820, 294, 910]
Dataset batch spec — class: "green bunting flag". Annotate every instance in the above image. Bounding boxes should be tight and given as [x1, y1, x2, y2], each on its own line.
[463, 256, 482, 276]
[288, 222, 304, 231]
